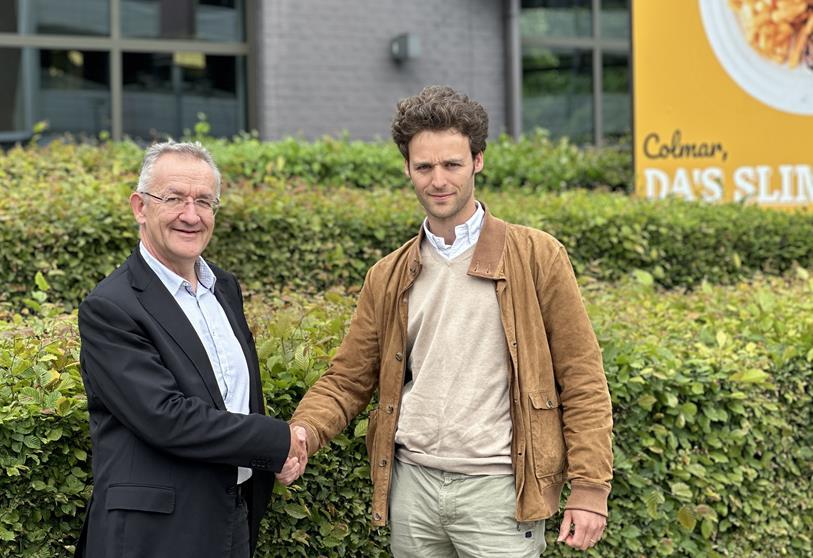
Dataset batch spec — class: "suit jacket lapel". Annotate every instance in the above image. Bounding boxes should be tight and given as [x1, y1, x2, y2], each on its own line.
[127, 249, 227, 411]
[214, 276, 264, 415]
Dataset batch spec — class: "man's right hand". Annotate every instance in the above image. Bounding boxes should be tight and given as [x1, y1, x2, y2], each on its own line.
[275, 424, 308, 485]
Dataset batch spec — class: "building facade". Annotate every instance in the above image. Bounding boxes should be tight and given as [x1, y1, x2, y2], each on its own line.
[0, 0, 630, 145]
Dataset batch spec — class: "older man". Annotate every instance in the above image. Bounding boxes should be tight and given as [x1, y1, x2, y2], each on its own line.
[290, 86, 613, 556]
[75, 141, 305, 558]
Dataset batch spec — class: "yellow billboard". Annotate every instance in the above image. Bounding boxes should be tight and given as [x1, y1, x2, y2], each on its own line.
[633, 0, 813, 209]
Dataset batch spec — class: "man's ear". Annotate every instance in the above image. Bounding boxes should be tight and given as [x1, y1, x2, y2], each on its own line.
[404, 158, 411, 178]
[130, 192, 147, 225]
[473, 152, 484, 174]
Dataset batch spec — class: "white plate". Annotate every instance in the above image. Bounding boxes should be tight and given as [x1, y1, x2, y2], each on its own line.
[698, 0, 813, 115]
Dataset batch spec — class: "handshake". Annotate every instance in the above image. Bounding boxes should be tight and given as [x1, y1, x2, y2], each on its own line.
[275, 424, 309, 485]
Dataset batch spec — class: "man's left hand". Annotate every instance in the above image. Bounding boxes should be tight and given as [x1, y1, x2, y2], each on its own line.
[557, 509, 606, 551]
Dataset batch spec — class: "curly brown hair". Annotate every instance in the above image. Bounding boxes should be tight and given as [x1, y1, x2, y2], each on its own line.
[391, 85, 489, 160]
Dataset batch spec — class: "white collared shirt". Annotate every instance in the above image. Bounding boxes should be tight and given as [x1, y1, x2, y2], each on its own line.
[422, 202, 485, 260]
[139, 242, 252, 484]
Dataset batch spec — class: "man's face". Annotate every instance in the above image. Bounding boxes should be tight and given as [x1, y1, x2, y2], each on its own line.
[130, 153, 217, 276]
[405, 129, 483, 228]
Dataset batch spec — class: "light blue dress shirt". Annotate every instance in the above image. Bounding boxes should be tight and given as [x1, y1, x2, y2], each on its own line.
[422, 202, 485, 260]
[140, 243, 252, 484]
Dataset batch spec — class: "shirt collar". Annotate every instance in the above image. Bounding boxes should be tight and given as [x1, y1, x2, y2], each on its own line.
[422, 201, 484, 251]
[139, 242, 216, 296]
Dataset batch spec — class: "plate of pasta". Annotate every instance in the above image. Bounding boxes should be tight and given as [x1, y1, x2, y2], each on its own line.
[699, 0, 813, 115]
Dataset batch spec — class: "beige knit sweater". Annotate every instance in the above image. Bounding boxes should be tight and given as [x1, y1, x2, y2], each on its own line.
[394, 242, 513, 475]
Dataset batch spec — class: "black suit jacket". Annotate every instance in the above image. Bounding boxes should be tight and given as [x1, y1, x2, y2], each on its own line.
[75, 249, 290, 557]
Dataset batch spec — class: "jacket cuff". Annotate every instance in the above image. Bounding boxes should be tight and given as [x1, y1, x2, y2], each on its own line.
[564, 481, 610, 517]
[290, 420, 320, 457]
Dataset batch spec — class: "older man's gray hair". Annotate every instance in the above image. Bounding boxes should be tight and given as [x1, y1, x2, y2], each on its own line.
[136, 141, 222, 197]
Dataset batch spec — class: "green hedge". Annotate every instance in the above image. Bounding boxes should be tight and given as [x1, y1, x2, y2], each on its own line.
[588, 272, 813, 557]
[1, 130, 631, 192]
[1, 139, 811, 310]
[0, 306, 91, 556]
[208, 131, 632, 192]
[2, 272, 811, 556]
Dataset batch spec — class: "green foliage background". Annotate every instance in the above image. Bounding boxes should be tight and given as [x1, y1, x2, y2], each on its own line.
[1, 137, 811, 557]
[2, 274, 811, 557]
[1, 139, 811, 310]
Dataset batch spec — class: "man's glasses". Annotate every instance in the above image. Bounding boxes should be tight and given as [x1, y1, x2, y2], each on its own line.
[141, 192, 220, 215]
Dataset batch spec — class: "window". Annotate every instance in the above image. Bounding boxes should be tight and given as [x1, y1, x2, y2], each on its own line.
[0, 48, 32, 140]
[0, 0, 248, 143]
[121, 0, 243, 42]
[123, 52, 244, 139]
[40, 49, 111, 136]
[1, 0, 110, 36]
[602, 51, 630, 139]
[522, 0, 592, 38]
[0, 47, 111, 140]
[523, 47, 594, 144]
[521, 0, 631, 145]
[600, 0, 630, 39]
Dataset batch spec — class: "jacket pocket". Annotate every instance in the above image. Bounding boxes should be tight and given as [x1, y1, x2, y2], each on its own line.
[528, 391, 566, 479]
[366, 408, 380, 481]
[105, 483, 175, 514]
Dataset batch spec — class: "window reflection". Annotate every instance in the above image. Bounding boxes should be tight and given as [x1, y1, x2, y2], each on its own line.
[522, 47, 593, 143]
[122, 0, 243, 42]
[123, 52, 244, 140]
[0, 48, 27, 137]
[40, 50, 110, 135]
[601, 0, 629, 39]
[602, 52, 630, 138]
[0, 47, 110, 140]
[0, 0, 110, 36]
[0, 0, 248, 143]
[521, 0, 592, 39]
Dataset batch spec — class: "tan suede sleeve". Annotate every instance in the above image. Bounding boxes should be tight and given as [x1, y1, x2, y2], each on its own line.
[291, 268, 381, 454]
[536, 245, 613, 516]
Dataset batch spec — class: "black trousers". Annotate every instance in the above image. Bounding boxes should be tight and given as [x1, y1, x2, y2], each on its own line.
[226, 484, 250, 558]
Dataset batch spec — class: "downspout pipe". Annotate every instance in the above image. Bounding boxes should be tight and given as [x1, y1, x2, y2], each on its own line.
[505, 0, 522, 139]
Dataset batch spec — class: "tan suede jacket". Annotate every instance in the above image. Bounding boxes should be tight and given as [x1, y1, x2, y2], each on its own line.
[292, 206, 613, 526]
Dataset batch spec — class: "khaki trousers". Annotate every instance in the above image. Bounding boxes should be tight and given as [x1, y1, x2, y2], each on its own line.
[389, 460, 547, 558]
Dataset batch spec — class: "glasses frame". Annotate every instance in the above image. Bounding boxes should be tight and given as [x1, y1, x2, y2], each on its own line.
[140, 191, 221, 215]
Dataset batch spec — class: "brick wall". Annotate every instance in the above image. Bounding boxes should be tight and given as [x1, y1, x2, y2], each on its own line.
[253, 0, 507, 141]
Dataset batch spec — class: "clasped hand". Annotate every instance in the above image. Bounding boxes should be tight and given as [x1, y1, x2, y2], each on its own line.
[275, 424, 308, 485]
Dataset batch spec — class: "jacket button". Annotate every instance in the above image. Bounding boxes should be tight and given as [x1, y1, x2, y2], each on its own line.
[546, 400, 554, 408]
[379, 458, 388, 467]
[374, 512, 382, 520]
[385, 404, 394, 414]
[395, 352, 403, 362]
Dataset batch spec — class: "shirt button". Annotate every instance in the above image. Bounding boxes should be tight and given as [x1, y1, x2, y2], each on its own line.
[395, 352, 403, 362]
